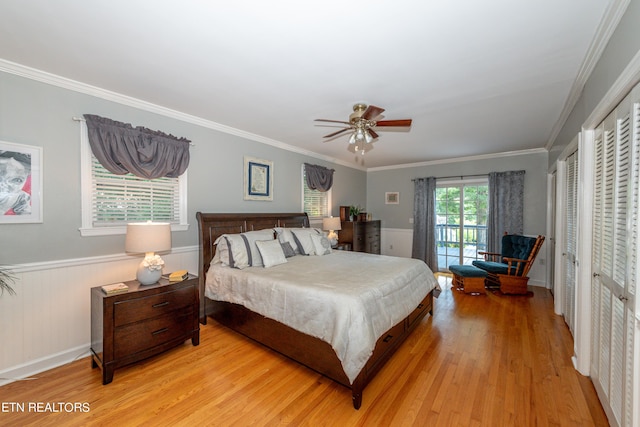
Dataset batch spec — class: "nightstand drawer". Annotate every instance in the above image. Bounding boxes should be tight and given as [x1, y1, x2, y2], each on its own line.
[114, 286, 195, 327]
[114, 309, 195, 358]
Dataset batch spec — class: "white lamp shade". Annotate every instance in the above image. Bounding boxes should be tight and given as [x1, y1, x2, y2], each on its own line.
[125, 222, 172, 254]
[322, 217, 342, 231]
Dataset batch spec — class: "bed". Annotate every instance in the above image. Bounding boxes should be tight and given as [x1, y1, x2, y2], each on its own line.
[196, 212, 438, 409]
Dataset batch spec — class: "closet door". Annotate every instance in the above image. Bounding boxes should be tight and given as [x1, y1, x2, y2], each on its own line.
[563, 150, 578, 335]
[590, 88, 638, 427]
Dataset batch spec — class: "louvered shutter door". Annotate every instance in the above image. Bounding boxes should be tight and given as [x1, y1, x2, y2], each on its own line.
[591, 126, 604, 379]
[563, 151, 578, 334]
[621, 99, 639, 427]
[610, 104, 630, 424]
[590, 86, 639, 427]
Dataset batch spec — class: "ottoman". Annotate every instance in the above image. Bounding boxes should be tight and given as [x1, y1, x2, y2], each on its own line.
[449, 265, 487, 295]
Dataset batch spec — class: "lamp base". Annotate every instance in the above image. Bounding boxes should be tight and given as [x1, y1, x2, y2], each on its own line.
[327, 230, 338, 246]
[136, 262, 162, 285]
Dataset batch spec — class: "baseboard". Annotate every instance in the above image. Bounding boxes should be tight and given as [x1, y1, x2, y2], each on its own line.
[0, 344, 90, 387]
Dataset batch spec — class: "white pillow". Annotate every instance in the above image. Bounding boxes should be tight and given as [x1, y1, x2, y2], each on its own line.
[310, 233, 332, 256]
[274, 227, 300, 254]
[255, 239, 287, 268]
[241, 229, 276, 267]
[213, 234, 250, 269]
[290, 228, 322, 255]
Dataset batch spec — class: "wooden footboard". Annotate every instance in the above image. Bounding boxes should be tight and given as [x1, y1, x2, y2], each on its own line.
[206, 291, 433, 409]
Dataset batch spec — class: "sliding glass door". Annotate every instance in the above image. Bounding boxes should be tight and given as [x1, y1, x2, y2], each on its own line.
[436, 180, 488, 271]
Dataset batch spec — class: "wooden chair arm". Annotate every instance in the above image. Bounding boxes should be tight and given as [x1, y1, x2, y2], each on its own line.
[478, 251, 502, 261]
[502, 257, 529, 276]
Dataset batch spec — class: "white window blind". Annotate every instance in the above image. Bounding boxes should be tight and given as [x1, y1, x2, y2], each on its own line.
[91, 157, 180, 226]
[302, 166, 330, 220]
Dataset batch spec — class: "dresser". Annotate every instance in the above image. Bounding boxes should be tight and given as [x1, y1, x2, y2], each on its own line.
[339, 220, 381, 254]
[90, 276, 200, 384]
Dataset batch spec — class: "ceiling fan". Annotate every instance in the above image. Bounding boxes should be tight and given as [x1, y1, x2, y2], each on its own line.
[315, 103, 412, 153]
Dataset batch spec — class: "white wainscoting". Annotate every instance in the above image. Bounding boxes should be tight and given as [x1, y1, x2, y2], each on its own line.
[380, 228, 414, 258]
[0, 246, 198, 386]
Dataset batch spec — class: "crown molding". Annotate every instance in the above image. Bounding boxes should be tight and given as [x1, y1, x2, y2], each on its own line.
[0, 59, 364, 171]
[366, 147, 548, 172]
[545, 0, 631, 150]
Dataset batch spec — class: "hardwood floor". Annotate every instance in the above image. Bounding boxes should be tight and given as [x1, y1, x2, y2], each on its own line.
[0, 276, 609, 426]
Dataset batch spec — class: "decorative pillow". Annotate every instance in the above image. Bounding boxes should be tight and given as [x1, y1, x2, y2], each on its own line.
[241, 229, 276, 267]
[213, 234, 250, 269]
[280, 241, 296, 258]
[255, 239, 287, 268]
[274, 227, 300, 254]
[290, 228, 322, 255]
[310, 233, 332, 256]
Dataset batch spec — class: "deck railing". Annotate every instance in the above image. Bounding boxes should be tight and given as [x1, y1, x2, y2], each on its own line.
[436, 224, 487, 253]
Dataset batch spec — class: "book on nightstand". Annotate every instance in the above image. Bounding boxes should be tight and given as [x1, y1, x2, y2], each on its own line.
[101, 282, 129, 295]
[169, 270, 189, 282]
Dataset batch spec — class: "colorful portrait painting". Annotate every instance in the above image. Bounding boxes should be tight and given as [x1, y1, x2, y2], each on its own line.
[0, 142, 42, 223]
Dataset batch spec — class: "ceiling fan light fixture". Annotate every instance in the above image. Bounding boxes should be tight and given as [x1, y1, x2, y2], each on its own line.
[316, 103, 411, 158]
[364, 130, 373, 144]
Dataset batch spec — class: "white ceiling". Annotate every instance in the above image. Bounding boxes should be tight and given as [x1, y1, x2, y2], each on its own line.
[0, 0, 614, 169]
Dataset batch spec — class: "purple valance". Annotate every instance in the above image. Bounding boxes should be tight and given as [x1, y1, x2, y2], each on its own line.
[304, 163, 335, 192]
[84, 114, 191, 179]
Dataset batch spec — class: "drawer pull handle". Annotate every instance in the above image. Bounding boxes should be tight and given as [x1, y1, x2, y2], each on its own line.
[152, 328, 169, 336]
[417, 303, 424, 309]
[383, 334, 393, 343]
[152, 301, 170, 308]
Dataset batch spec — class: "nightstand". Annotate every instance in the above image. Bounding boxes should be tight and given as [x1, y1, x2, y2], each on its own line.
[90, 275, 200, 384]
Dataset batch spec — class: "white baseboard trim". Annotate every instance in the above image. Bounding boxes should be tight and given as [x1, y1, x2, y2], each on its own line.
[0, 344, 91, 387]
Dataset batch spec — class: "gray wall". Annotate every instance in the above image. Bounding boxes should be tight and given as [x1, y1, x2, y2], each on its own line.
[550, 0, 640, 165]
[366, 150, 549, 236]
[0, 72, 366, 264]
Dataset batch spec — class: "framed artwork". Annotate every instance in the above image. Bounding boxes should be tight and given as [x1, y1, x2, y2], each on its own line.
[244, 156, 273, 201]
[0, 141, 43, 223]
[385, 192, 399, 205]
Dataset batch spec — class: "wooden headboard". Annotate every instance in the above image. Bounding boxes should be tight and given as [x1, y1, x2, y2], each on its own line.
[195, 212, 309, 322]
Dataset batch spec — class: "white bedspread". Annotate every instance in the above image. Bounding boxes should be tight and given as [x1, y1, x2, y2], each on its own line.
[205, 250, 438, 383]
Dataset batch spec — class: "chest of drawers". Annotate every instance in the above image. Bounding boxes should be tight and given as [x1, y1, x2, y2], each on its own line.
[339, 220, 381, 254]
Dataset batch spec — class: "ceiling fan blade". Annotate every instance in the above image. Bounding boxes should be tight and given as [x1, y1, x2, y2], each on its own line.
[315, 119, 351, 125]
[375, 119, 412, 127]
[362, 105, 385, 120]
[368, 129, 379, 139]
[323, 128, 351, 138]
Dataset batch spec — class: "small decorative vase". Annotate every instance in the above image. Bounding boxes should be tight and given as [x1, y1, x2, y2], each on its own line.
[137, 264, 162, 285]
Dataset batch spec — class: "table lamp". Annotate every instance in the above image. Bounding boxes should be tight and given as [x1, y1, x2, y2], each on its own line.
[125, 222, 171, 285]
[322, 216, 342, 246]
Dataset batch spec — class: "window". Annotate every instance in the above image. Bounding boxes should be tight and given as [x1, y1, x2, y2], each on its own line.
[79, 121, 188, 236]
[435, 179, 488, 270]
[302, 165, 331, 221]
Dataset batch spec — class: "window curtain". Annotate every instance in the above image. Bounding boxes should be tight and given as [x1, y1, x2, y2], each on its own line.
[304, 163, 335, 192]
[412, 177, 438, 271]
[84, 114, 191, 179]
[487, 170, 525, 252]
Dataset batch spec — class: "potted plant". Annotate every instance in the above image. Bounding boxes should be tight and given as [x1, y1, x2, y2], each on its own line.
[0, 266, 16, 296]
[349, 205, 361, 221]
